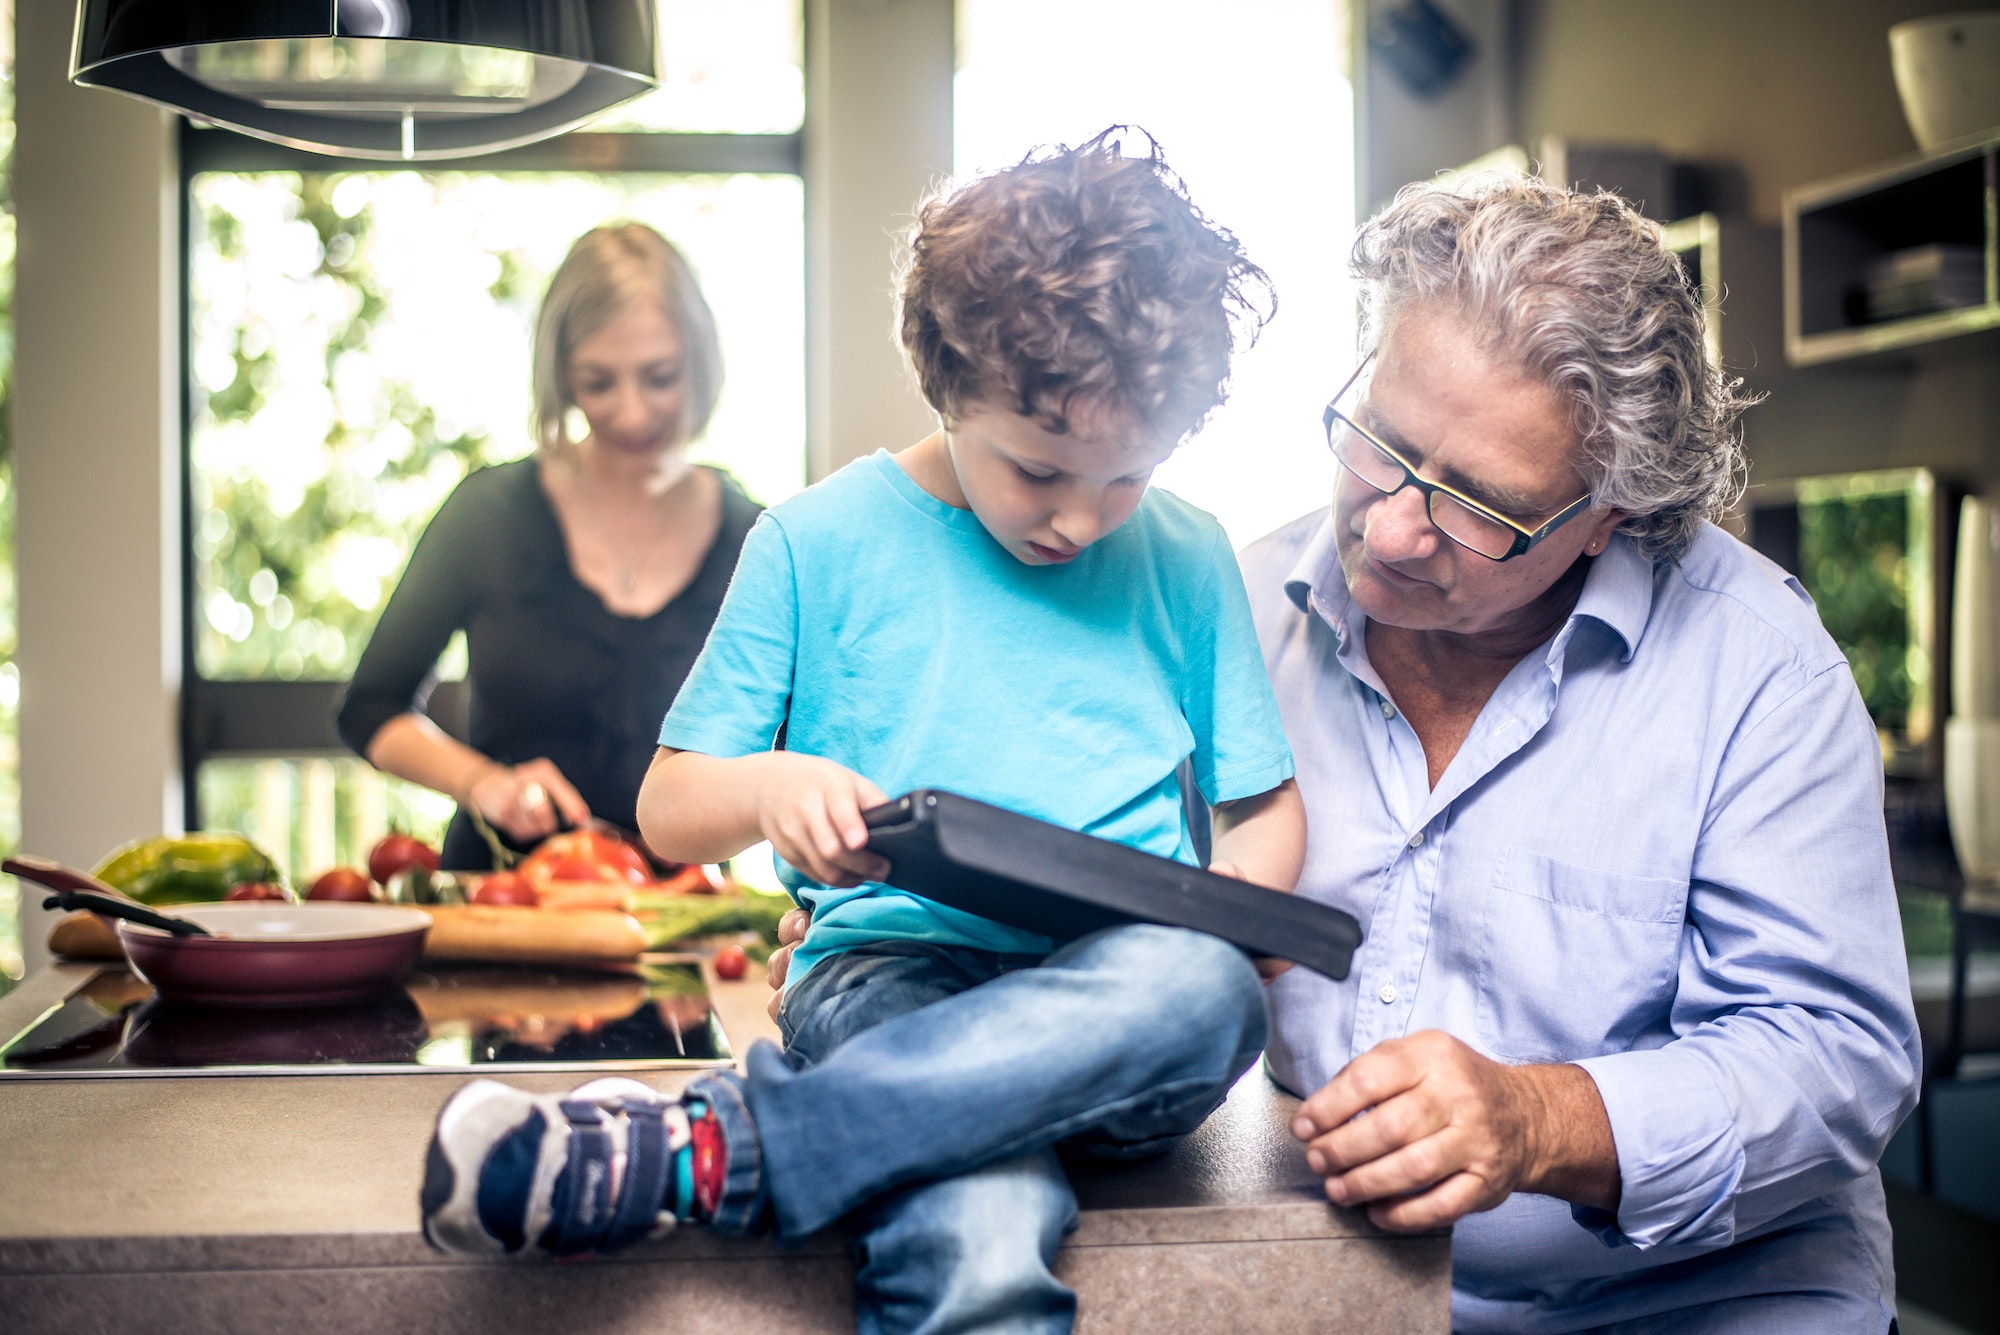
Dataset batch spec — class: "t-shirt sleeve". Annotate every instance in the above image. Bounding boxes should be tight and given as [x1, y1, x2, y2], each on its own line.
[1183, 525, 1295, 805]
[657, 512, 800, 757]
[336, 478, 485, 758]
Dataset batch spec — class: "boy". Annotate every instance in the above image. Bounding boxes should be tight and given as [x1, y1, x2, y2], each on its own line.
[421, 130, 1307, 1334]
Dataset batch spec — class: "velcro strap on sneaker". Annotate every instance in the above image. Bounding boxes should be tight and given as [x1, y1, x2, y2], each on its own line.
[598, 1099, 674, 1253]
[541, 1100, 614, 1256]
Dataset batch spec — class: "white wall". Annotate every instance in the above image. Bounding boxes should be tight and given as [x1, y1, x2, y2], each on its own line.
[805, 0, 953, 477]
[13, 5, 181, 973]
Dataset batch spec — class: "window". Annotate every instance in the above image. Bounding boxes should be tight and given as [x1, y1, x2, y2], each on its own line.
[184, 4, 805, 881]
[956, 0, 1354, 549]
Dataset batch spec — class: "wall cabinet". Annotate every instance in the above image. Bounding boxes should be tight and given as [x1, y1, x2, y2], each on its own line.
[1785, 131, 2000, 367]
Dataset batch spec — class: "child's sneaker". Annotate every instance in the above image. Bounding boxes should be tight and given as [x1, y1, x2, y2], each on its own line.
[420, 1076, 722, 1258]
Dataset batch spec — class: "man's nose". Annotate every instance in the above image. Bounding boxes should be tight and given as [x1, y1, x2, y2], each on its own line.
[1361, 482, 1442, 561]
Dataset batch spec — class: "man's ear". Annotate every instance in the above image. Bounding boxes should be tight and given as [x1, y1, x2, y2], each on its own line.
[1583, 508, 1628, 556]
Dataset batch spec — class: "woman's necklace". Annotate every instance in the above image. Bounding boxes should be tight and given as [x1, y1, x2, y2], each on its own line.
[569, 453, 696, 599]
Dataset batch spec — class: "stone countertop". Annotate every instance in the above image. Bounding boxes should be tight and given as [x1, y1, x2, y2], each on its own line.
[0, 959, 1451, 1333]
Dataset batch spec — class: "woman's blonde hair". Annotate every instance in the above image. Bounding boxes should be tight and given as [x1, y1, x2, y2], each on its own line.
[531, 222, 722, 455]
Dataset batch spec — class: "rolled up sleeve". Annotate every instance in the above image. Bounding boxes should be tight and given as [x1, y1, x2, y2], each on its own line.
[1573, 660, 1920, 1251]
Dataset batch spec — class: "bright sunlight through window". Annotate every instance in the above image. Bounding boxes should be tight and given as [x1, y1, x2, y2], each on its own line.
[956, 0, 1354, 550]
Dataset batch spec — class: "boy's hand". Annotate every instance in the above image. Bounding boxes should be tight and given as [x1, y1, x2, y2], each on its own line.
[1210, 858, 1294, 982]
[758, 754, 893, 890]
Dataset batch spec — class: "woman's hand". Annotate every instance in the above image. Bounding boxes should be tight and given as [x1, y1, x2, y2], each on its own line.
[465, 758, 590, 843]
[765, 906, 810, 1021]
[756, 754, 891, 889]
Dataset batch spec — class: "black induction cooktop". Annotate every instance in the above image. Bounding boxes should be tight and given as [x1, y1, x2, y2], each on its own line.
[0, 959, 733, 1079]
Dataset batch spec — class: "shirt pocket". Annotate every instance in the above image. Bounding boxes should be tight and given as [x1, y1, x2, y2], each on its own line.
[1475, 849, 1687, 1064]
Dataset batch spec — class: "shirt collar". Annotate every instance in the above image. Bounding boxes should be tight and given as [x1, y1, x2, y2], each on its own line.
[1565, 532, 1654, 663]
[1282, 515, 1655, 664]
[1283, 516, 1356, 641]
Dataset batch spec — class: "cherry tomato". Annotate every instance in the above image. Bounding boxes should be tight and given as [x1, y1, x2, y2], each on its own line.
[367, 831, 440, 885]
[224, 881, 291, 902]
[712, 943, 749, 980]
[470, 870, 539, 908]
[307, 867, 376, 902]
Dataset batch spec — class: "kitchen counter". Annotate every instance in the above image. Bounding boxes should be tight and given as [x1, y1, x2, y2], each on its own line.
[0, 960, 1450, 1333]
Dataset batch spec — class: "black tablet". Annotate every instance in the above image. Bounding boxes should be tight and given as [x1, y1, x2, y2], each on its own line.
[862, 790, 1361, 980]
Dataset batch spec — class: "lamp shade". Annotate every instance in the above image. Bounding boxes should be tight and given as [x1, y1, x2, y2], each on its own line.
[71, 1, 659, 160]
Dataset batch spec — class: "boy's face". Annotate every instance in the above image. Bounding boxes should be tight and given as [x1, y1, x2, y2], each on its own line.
[944, 403, 1178, 565]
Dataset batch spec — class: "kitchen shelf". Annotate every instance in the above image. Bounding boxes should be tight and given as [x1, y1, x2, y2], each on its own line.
[1785, 131, 2000, 367]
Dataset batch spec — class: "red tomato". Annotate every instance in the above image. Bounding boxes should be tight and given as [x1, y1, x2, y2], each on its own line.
[542, 854, 615, 883]
[659, 863, 720, 896]
[470, 871, 539, 908]
[519, 830, 652, 887]
[224, 881, 291, 902]
[307, 867, 376, 902]
[367, 831, 440, 885]
[712, 943, 749, 980]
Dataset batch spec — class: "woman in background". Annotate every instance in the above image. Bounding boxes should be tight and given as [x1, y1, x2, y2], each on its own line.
[339, 223, 762, 868]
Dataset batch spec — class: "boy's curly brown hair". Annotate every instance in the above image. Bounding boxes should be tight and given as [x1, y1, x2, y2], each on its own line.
[897, 127, 1274, 444]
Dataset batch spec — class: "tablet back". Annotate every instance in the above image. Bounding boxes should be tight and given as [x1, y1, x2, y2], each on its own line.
[863, 790, 1361, 980]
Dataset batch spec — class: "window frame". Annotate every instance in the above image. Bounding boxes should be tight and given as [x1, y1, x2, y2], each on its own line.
[174, 119, 805, 830]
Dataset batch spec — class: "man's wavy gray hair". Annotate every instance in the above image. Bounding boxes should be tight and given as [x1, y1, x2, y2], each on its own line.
[1352, 175, 1751, 564]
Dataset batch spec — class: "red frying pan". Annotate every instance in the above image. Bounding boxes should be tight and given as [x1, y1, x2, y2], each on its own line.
[5, 854, 430, 1007]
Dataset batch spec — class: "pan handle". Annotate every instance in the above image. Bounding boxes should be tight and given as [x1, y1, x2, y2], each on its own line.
[37, 889, 212, 938]
[3, 855, 213, 938]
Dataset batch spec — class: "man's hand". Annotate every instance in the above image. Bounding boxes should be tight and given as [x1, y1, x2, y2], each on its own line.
[756, 754, 891, 889]
[765, 906, 809, 1021]
[1290, 1030, 1618, 1232]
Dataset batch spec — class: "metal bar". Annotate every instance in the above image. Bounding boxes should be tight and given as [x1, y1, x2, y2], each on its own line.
[185, 679, 469, 758]
[179, 122, 804, 176]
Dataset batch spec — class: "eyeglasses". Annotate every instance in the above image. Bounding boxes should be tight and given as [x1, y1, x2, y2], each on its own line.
[1321, 357, 1594, 563]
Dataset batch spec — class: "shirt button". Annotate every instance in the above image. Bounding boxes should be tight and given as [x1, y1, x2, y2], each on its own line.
[1379, 983, 1398, 1004]
[1379, 699, 1396, 718]
[1407, 831, 1425, 849]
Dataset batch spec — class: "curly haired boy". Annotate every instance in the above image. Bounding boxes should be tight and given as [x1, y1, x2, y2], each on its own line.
[421, 129, 1307, 1335]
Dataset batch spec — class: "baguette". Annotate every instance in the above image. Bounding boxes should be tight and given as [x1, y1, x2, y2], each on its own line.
[47, 911, 123, 960]
[418, 904, 648, 963]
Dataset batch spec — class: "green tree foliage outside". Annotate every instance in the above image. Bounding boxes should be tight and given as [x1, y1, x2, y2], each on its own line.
[1797, 487, 1925, 738]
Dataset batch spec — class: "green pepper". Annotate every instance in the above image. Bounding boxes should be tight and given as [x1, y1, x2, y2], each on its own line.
[91, 832, 281, 905]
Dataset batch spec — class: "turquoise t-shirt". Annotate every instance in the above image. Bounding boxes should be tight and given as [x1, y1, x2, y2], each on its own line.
[659, 450, 1294, 984]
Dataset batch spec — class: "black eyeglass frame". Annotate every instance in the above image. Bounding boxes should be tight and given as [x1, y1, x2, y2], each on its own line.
[1320, 357, 1595, 563]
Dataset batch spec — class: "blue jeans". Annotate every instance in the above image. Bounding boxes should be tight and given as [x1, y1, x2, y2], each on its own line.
[688, 924, 1268, 1335]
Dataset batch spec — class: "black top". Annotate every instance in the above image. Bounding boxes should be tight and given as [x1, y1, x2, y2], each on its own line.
[337, 459, 763, 869]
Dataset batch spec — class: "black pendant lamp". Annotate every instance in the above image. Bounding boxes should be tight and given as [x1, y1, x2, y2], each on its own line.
[71, 1, 660, 160]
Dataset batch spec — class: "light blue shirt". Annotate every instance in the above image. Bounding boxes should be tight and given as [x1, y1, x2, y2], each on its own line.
[662, 450, 1294, 985]
[1241, 513, 1920, 1334]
